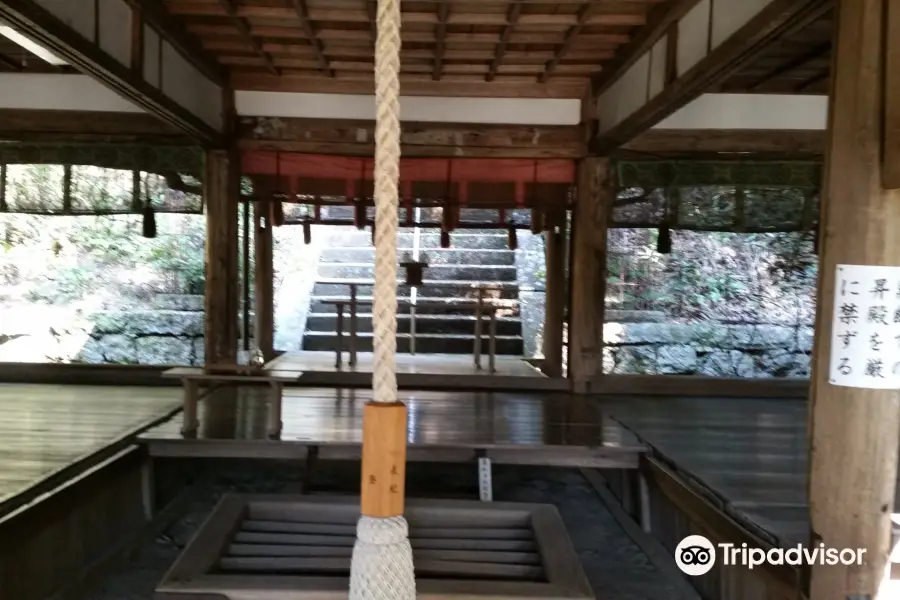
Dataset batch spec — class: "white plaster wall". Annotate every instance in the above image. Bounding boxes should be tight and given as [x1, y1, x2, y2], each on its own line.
[161, 41, 223, 131]
[648, 36, 668, 99]
[97, 0, 132, 67]
[654, 94, 828, 130]
[143, 25, 161, 88]
[33, 0, 94, 40]
[0, 74, 142, 112]
[712, 0, 770, 49]
[235, 91, 580, 125]
[677, 0, 711, 76]
[597, 52, 650, 133]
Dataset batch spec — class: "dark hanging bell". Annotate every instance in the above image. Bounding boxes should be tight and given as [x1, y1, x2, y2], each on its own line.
[354, 201, 366, 230]
[811, 226, 819, 254]
[507, 225, 518, 250]
[440, 229, 450, 248]
[302, 221, 312, 245]
[142, 202, 157, 238]
[270, 200, 284, 227]
[656, 224, 671, 254]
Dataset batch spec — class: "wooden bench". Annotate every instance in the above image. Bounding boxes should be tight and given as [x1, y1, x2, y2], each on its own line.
[162, 367, 303, 438]
[322, 295, 502, 373]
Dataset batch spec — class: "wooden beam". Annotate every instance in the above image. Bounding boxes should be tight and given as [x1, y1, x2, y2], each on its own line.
[231, 72, 587, 98]
[487, 0, 523, 82]
[218, 0, 278, 76]
[237, 117, 585, 158]
[883, 0, 900, 189]
[542, 220, 568, 378]
[808, 0, 900, 597]
[0, 109, 190, 143]
[0, 0, 222, 145]
[121, 0, 225, 86]
[130, 6, 144, 73]
[204, 148, 240, 364]
[746, 41, 830, 90]
[291, 0, 334, 77]
[592, 0, 831, 152]
[568, 157, 612, 393]
[590, 0, 703, 97]
[254, 200, 275, 361]
[0, 53, 22, 72]
[432, 1, 450, 81]
[538, 2, 596, 83]
[619, 128, 826, 157]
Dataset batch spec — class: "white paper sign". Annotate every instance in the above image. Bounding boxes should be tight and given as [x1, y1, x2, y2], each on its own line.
[830, 264, 900, 388]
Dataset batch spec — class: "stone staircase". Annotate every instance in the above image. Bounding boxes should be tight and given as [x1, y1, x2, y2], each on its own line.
[302, 225, 524, 355]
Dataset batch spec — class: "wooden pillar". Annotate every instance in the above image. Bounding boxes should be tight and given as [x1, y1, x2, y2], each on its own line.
[808, 0, 900, 597]
[568, 157, 613, 393]
[254, 200, 275, 361]
[542, 219, 567, 377]
[203, 149, 240, 365]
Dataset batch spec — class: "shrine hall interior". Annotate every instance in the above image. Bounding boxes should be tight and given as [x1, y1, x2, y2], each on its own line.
[0, 1, 895, 600]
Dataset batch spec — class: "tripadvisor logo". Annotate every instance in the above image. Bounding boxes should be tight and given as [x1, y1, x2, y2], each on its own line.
[674, 535, 866, 576]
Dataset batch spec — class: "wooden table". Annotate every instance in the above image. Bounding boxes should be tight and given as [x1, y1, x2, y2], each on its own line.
[322, 296, 499, 373]
[162, 367, 303, 438]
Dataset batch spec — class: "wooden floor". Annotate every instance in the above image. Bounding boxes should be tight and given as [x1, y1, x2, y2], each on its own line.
[266, 351, 565, 391]
[140, 387, 645, 468]
[604, 396, 813, 548]
[0, 384, 181, 514]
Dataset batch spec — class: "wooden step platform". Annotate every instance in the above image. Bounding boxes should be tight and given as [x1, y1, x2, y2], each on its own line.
[156, 494, 594, 599]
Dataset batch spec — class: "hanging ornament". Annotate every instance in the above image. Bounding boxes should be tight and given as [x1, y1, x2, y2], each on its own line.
[656, 224, 671, 254]
[142, 201, 157, 238]
[507, 225, 518, 250]
[811, 225, 819, 254]
[354, 200, 366, 230]
[440, 229, 450, 248]
[270, 200, 284, 227]
[303, 221, 312, 245]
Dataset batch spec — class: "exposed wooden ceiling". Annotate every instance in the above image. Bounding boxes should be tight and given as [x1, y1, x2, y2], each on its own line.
[717, 6, 832, 94]
[162, 0, 670, 96]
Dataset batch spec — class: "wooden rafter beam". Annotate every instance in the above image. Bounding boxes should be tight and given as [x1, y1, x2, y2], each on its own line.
[592, 0, 832, 153]
[620, 128, 826, 158]
[218, 0, 278, 76]
[591, 0, 703, 96]
[364, 0, 377, 45]
[433, 1, 450, 81]
[0, 52, 22, 71]
[0, 109, 191, 144]
[121, 0, 224, 86]
[0, 0, 221, 145]
[795, 67, 829, 92]
[292, 0, 334, 77]
[487, 0, 522, 82]
[746, 41, 830, 90]
[538, 1, 595, 83]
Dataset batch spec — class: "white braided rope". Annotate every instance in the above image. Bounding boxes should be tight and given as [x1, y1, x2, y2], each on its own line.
[348, 0, 415, 598]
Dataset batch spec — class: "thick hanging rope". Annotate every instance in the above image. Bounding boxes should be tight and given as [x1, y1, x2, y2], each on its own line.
[348, 0, 415, 598]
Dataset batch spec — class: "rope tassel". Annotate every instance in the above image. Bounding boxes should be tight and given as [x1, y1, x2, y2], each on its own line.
[348, 0, 415, 598]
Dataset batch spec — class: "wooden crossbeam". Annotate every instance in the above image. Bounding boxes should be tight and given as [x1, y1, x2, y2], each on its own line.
[364, 0, 377, 46]
[486, 0, 523, 82]
[0, 52, 22, 71]
[794, 67, 829, 92]
[538, 2, 595, 83]
[292, 0, 334, 77]
[122, 0, 224, 86]
[433, 1, 450, 81]
[218, 0, 278, 76]
[746, 41, 830, 90]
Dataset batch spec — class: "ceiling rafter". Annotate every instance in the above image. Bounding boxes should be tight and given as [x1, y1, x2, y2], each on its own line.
[364, 0, 377, 46]
[292, 0, 334, 77]
[746, 41, 830, 90]
[486, 0, 523, 82]
[539, 1, 596, 83]
[0, 52, 22, 71]
[217, 0, 278, 76]
[795, 67, 829, 92]
[433, 1, 450, 81]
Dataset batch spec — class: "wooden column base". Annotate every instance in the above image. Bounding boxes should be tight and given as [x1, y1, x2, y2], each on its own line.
[360, 402, 408, 518]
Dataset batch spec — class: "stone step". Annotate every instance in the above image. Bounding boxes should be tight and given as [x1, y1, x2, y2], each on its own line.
[301, 332, 524, 355]
[316, 263, 518, 282]
[320, 206, 531, 226]
[318, 247, 516, 266]
[305, 313, 522, 336]
[326, 230, 511, 250]
[311, 281, 520, 299]
[308, 296, 521, 316]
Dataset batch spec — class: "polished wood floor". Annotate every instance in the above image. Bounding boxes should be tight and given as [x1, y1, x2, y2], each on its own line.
[605, 396, 812, 547]
[0, 384, 180, 513]
[270, 351, 545, 378]
[140, 387, 644, 467]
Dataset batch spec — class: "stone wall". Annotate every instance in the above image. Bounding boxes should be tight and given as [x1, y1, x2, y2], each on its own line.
[604, 321, 813, 378]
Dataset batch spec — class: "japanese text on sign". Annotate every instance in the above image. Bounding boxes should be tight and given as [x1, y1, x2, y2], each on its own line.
[830, 265, 900, 388]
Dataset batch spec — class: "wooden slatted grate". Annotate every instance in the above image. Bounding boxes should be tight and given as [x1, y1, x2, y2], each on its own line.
[157, 494, 594, 599]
